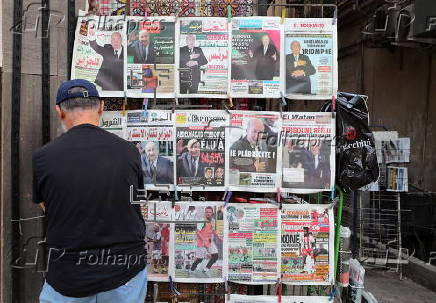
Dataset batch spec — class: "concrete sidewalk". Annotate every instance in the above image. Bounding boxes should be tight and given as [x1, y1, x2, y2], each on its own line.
[364, 269, 436, 303]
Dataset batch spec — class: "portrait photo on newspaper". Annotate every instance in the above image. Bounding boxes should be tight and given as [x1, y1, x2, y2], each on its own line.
[227, 111, 280, 191]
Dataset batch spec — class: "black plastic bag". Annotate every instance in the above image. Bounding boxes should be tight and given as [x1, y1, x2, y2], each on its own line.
[322, 92, 379, 191]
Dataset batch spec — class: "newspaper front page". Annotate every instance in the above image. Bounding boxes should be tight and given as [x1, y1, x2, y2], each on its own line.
[99, 111, 126, 138]
[284, 18, 337, 100]
[279, 112, 335, 193]
[126, 17, 176, 98]
[141, 201, 173, 282]
[175, 110, 228, 191]
[172, 202, 225, 283]
[176, 18, 230, 97]
[281, 204, 334, 285]
[230, 17, 283, 98]
[225, 203, 280, 284]
[227, 111, 280, 192]
[71, 16, 126, 97]
[127, 110, 175, 190]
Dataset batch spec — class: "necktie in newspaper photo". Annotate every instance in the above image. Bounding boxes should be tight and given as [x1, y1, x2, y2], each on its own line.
[191, 157, 197, 176]
[142, 45, 148, 62]
[151, 162, 157, 182]
[115, 50, 119, 59]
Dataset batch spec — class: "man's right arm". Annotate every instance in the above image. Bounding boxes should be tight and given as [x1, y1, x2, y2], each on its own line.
[32, 153, 45, 212]
[89, 40, 105, 56]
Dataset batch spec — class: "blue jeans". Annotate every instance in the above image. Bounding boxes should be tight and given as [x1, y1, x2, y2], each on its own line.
[39, 268, 147, 303]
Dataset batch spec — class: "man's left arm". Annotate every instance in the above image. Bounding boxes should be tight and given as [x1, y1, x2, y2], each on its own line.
[302, 55, 316, 76]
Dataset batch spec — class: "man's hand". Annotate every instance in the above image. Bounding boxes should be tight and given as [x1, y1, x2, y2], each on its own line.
[248, 49, 253, 58]
[271, 52, 277, 61]
[296, 60, 307, 66]
[254, 158, 266, 172]
[190, 53, 200, 59]
[186, 60, 198, 67]
[291, 70, 305, 77]
[39, 202, 46, 213]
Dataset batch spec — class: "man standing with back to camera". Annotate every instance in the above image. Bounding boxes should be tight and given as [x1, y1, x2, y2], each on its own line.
[33, 79, 147, 302]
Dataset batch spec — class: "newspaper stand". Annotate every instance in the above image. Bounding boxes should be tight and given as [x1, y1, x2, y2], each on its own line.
[14, 1, 344, 303]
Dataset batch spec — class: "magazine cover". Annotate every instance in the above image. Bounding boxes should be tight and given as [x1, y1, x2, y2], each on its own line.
[127, 110, 175, 190]
[284, 18, 337, 99]
[226, 111, 280, 192]
[176, 18, 230, 97]
[281, 204, 334, 285]
[126, 16, 176, 98]
[279, 112, 335, 193]
[175, 110, 228, 190]
[225, 203, 280, 284]
[71, 16, 126, 97]
[230, 17, 283, 98]
[387, 166, 408, 192]
[172, 202, 225, 283]
[141, 201, 173, 282]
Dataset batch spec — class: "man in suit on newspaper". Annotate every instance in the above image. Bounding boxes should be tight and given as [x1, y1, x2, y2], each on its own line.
[179, 35, 208, 94]
[128, 29, 156, 64]
[88, 28, 124, 91]
[285, 40, 316, 94]
[249, 34, 279, 80]
[142, 142, 174, 185]
[230, 118, 275, 173]
[176, 139, 207, 181]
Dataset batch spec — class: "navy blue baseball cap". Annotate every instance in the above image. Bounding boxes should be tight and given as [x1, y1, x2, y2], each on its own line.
[56, 79, 100, 105]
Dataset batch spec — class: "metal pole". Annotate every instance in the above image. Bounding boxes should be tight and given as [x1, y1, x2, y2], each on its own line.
[334, 186, 344, 277]
[11, 0, 23, 301]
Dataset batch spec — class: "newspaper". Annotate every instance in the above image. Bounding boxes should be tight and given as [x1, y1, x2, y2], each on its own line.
[141, 201, 173, 282]
[176, 18, 230, 97]
[230, 17, 283, 98]
[280, 112, 335, 193]
[225, 203, 280, 284]
[175, 111, 228, 190]
[226, 111, 280, 192]
[126, 17, 176, 98]
[71, 16, 126, 97]
[127, 110, 175, 190]
[281, 204, 334, 285]
[99, 111, 126, 138]
[387, 166, 408, 192]
[284, 18, 337, 99]
[172, 202, 225, 283]
[85, 0, 127, 16]
[382, 138, 410, 163]
[227, 295, 330, 303]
